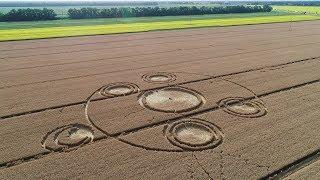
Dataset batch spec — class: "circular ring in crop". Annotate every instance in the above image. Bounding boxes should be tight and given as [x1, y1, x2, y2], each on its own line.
[138, 86, 205, 113]
[165, 118, 223, 151]
[142, 72, 176, 83]
[42, 124, 94, 151]
[100, 82, 139, 97]
[218, 97, 267, 118]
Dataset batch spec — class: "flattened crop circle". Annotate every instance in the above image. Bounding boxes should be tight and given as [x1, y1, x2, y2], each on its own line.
[218, 97, 267, 118]
[138, 87, 205, 113]
[165, 119, 223, 150]
[42, 124, 94, 151]
[56, 126, 94, 147]
[142, 72, 176, 83]
[100, 82, 139, 97]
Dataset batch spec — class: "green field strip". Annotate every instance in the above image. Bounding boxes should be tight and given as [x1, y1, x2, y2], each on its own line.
[273, 6, 320, 14]
[0, 12, 289, 30]
[0, 15, 319, 41]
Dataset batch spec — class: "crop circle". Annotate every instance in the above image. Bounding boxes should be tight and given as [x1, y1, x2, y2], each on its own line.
[142, 72, 176, 83]
[138, 86, 205, 113]
[165, 119, 223, 150]
[56, 126, 94, 147]
[42, 124, 94, 151]
[100, 82, 139, 97]
[218, 97, 267, 118]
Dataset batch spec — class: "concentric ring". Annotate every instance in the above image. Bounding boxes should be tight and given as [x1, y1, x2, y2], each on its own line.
[142, 72, 176, 83]
[165, 118, 223, 150]
[42, 124, 94, 151]
[218, 97, 267, 118]
[100, 82, 139, 97]
[138, 86, 205, 113]
[55, 127, 93, 147]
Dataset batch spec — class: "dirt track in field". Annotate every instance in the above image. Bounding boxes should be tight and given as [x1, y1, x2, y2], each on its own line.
[0, 20, 320, 179]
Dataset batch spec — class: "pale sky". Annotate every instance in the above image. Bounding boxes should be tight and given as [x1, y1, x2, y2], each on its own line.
[2, 0, 214, 1]
[1, 0, 304, 1]
[2, 0, 142, 1]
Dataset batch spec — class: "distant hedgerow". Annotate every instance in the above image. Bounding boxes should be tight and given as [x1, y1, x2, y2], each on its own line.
[68, 5, 273, 19]
[0, 8, 57, 21]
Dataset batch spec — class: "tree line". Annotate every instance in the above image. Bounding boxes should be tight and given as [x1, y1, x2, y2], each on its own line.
[67, 5, 273, 19]
[0, 5, 273, 22]
[0, 1, 158, 7]
[0, 8, 57, 21]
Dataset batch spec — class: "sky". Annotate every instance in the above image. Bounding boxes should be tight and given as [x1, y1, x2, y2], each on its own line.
[2, 0, 315, 1]
[1, 0, 316, 2]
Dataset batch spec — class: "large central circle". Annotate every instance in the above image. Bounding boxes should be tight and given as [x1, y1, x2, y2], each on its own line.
[138, 87, 205, 113]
